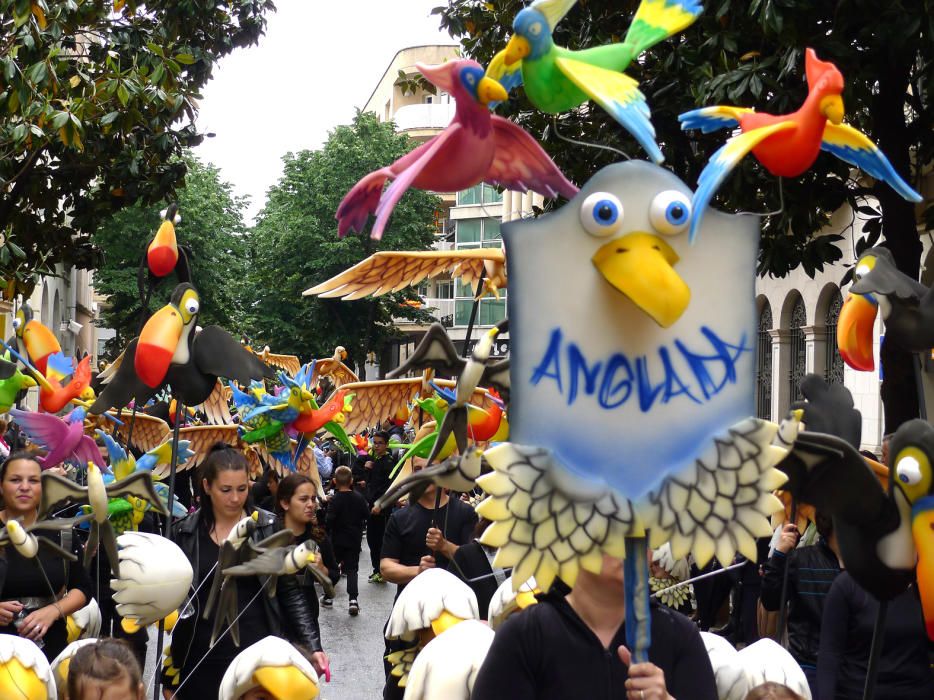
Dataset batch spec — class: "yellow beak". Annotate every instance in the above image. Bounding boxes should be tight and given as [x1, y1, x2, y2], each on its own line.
[912, 497, 934, 641]
[591, 232, 691, 328]
[0, 658, 47, 700]
[253, 665, 319, 700]
[477, 76, 508, 105]
[430, 609, 465, 637]
[836, 293, 877, 371]
[503, 35, 530, 65]
[820, 94, 845, 124]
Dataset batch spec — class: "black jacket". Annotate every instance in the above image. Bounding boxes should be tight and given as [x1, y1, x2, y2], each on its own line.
[358, 453, 395, 505]
[163, 507, 322, 684]
[760, 539, 841, 668]
[471, 592, 717, 700]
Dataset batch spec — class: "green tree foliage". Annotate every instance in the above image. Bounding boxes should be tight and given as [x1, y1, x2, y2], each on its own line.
[435, 0, 933, 274]
[435, 0, 933, 429]
[93, 156, 248, 356]
[242, 111, 440, 371]
[0, 0, 275, 297]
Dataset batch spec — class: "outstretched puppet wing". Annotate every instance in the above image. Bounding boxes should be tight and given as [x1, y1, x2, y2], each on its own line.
[192, 327, 274, 386]
[821, 123, 922, 203]
[687, 121, 797, 242]
[303, 250, 506, 300]
[555, 57, 662, 163]
[488, 116, 578, 199]
[89, 340, 159, 414]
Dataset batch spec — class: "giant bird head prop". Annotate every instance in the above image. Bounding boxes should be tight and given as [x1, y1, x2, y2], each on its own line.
[477, 161, 787, 590]
[836, 246, 932, 371]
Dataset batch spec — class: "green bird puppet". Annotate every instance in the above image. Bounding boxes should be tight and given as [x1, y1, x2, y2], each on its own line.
[486, 0, 703, 163]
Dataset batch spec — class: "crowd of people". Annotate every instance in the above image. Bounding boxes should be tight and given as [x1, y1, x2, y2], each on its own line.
[0, 424, 932, 700]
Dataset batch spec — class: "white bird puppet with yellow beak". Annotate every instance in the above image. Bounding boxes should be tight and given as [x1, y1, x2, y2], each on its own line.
[384, 568, 480, 689]
[0, 634, 56, 700]
[218, 636, 319, 700]
[477, 161, 788, 660]
[39, 463, 169, 578]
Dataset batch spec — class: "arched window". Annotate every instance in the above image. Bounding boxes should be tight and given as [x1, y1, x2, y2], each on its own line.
[789, 297, 807, 402]
[824, 290, 844, 384]
[756, 303, 773, 420]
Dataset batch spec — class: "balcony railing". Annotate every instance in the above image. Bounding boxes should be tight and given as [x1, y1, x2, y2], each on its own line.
[394, 103, 456, 131]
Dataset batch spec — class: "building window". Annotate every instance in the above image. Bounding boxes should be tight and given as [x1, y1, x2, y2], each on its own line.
[825, 290, 844, 384]
[455, 218, 501, 249]
[757, 303, 773, 420]
[456, 219, 482, 246]
[454, 298, 507, 327]
[435, 281, 454, 299]
[457, 184, 503, 206]
[789, 297, 807, 403]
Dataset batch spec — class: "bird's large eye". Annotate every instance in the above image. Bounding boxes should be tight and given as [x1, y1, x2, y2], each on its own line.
[580, 192, 623, 237]
[649, 190, 691, 236]
[529, 22, 542, 36]
[185, 298, 199, 316]
[896, 455, 923, 486]
[854, 256, 876, 282]
[11, 317, 21, 330]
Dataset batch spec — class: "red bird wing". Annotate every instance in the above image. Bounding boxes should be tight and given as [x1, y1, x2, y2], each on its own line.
[488, 116, 578, 199]
[367, 123, 462, 240]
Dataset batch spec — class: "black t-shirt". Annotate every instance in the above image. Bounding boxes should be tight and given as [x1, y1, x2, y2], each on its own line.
[381, 497, 478, 593]
[471, 593, 718, 700]
[0, 525, 92, 661]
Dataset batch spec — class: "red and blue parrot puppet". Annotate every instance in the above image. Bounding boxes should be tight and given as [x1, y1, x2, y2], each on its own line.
[679, 48, 922, 242]
[337, 59, 578, 240]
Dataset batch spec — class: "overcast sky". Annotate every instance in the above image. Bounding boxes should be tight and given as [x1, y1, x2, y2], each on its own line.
[194, 0, 455, 222]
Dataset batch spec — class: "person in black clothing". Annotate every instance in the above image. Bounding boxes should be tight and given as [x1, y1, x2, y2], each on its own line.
[161, 444, 327, 699]
[325, 466, 369, 615]
[0, 452, 93, 661]
[471, 553, 717, 700]
[818, 571, 934, 700]
[449, 517, 508, 619]
[379, 456, 478, 700]
[761, 513, 842, 694]
[360, 431, 396, 583]
[275, 472, 339, 643]
[250, 468, 279, 512]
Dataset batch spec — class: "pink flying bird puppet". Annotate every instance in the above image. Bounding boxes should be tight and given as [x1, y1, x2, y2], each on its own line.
[9, 407, 104, 470]
[337, 59, 578, 240]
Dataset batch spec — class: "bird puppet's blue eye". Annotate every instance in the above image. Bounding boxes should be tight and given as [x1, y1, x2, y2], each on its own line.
[580, 192, 623, 237]
[529, 22, 542, 36]
[649, 190, 692, 236]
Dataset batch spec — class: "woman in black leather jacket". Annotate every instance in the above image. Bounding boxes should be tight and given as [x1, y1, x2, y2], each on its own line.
[161, 445, 327, 699]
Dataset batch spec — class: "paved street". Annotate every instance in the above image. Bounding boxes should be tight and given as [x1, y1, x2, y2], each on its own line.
[319, 540, 397, 700]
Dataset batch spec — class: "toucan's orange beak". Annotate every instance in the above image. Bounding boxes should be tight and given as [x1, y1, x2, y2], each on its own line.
[22, 320, 61, 375]
[135, 304, 183, 388]
[912, 496, 934, 640]
[837, 293, 877, 371]
[147, 219, 179, 278]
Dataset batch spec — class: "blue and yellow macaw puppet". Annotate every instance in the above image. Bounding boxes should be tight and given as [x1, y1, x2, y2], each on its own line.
[476, 161, 789, 662]
[95, 430, 193, 532]
[89, 283, 274, 414]
[774, 374, 934, 641]
[485, 0, 703, 163]
[679, 48, 921, 242]
[233, 375, 310, 467]
[836, 246, 934, 372]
